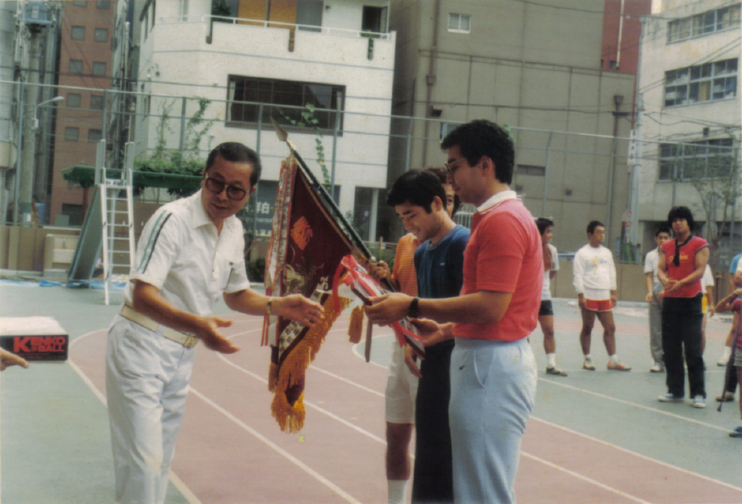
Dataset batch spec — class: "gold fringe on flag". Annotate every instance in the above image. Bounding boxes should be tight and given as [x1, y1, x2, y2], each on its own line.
[270, 293, 351, 433]
[348, 305, 364, 344]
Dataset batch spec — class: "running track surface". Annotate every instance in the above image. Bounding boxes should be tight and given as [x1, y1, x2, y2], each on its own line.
[2, 285, 742, 504]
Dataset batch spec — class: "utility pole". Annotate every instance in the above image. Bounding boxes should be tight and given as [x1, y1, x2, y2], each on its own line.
[19, 26, 40, 226]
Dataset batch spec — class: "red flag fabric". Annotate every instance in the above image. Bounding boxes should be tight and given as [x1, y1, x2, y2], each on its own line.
[262, 156, 354, 433]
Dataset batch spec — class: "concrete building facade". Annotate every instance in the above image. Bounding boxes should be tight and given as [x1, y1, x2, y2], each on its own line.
[50, 0, 115, 226]
[130, 0, 395, 238]
[388, 0, 649, 254]
[634, 0, 741, 262]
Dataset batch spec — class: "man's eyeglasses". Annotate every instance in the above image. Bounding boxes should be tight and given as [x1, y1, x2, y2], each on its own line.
[445, 157, 467, 174]
[204, 174, 248, 201]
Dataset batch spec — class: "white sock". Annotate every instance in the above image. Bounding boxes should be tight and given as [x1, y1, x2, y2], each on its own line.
[547, 353, 556, 368]
[388, 480, 407, 504]
[584, 354, 591, 362]
[722, 346, 732, 360]
[609, 354, 619, 364]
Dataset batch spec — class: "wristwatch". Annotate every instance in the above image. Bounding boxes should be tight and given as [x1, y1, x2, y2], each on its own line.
[408, 297, 420, 318]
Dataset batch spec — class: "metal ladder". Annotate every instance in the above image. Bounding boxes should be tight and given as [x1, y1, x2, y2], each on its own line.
[97, 141, 136, 305]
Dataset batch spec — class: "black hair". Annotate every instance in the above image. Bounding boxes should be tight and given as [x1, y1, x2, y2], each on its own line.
[655, 225, 671, 237]
[387, 169, 446, 214]
[205, 142, 262, 186]
[536, 217, 554, 236]
[424, 166, 461, 215]
[587, 220, 605, 235]
[440, 120, 515, 184]
[667, 206, 695, 231]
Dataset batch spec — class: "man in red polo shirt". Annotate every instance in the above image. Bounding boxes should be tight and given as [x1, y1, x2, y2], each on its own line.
[366, 120, 541, 504]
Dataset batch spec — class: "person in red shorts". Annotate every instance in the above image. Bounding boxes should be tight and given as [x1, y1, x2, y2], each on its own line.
[714, 285, 742, 436]
[572, 220, 630, 371]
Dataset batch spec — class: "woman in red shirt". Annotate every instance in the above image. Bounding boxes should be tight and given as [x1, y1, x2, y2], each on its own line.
[657, 206, 710, 408]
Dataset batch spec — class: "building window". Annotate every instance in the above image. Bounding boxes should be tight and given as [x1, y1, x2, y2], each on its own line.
[658, 138, 734, 180]
[73, 0, 87, 7]
[88, 129, 103, 142]
[61, 204, 83, 226]
[178, 0, 189, 21]
[664, 58, 737, 107]
[92, 62, 106, 76]
[90, 94, 105, 110]
[448, 13, 471, 33]
[94, 28, 108, 42]
[440, 122, 458, 140]
[517, 164, 546, 176]
[69, 59, 83, 74]
[227, 76, 345, 131]
[668, 4, 741, 43]
[65, 127, 80, 141]
[96, 0, 110, 9]
[71, 26, 85, 40]
[361, 6, 387, 34]
[67, 93, 81, 108]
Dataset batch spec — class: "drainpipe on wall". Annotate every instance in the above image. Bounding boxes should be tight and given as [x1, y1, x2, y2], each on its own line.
[616, 0, 625, 69]
[421, 0, 441, 167]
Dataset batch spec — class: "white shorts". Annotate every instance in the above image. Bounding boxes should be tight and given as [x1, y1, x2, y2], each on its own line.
[384, 338, 419, 423]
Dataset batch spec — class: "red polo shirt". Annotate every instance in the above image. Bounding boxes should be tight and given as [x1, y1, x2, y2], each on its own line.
[452, 198, 543, 341]
[660, 235, 708, 298]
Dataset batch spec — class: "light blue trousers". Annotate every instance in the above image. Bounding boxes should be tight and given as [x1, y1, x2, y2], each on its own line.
[449, 337, 537, 504]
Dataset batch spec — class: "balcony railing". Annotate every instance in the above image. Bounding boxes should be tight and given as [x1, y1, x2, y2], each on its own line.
[156, 15, 393, 41]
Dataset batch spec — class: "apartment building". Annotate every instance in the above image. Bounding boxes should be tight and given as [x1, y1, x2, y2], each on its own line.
[634, 0, 740, 259]
[388, 0, 650, 252]
[130, 0, 395, 239]
[49, 0, 115, 226]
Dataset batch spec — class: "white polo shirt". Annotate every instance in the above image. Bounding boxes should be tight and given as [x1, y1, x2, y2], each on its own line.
[542, 243, 559, 301]
[125, 190, 251, 317]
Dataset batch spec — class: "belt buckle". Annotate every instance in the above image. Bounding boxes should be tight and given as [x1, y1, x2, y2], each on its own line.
[183, 335, 198, 348]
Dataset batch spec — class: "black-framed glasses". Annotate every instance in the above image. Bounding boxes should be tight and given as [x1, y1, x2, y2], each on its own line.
[444, 157, 467, 174]
[204, 174, 248, 201]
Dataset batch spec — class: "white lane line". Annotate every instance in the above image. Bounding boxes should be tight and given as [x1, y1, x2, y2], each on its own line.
[308, 366, 385, 398]
[520, 451, 652, 504]
[216, 353, 386, 445]
[189, 388, 364, 504]
[537, 377, 731, 432]
[531, 416, 742, 494]
[67, 329, 203, 504]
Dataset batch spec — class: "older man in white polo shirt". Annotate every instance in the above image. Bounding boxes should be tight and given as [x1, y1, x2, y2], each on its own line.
[105, 142, 324, 504]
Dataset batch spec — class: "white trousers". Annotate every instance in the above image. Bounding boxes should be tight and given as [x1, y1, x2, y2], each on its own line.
[105, 316, 196, 504]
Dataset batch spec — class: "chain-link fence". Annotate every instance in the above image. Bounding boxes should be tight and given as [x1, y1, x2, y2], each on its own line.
[2, 79, 741, 269]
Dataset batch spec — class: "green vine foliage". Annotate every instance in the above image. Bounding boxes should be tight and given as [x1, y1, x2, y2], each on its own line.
[278, 104, 333, 189]
[134, 97, 213, 197]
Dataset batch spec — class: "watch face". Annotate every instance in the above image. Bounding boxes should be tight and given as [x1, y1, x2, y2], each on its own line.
[408, 298, 419, 318]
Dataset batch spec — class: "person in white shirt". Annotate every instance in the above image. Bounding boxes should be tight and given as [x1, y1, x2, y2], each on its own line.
[700, 264, 715, 355]
[572, 220, 630, 371]
[536, 217, 567, 376]
[645, 226, 671, 372]
[105, 143, 324, 504]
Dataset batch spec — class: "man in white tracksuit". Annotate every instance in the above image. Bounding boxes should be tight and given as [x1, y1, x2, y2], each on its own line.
[572, 220, 631, 371]
[105, 142, 324, 504]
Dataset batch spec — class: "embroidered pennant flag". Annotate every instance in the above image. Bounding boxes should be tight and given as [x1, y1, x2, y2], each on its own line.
[262, 156, 354, 433]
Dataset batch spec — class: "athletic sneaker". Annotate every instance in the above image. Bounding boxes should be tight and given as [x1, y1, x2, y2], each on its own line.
[716, 392, 735, 402]
[607, 361, 631, 371]
[582, 358, 595, 371]
[649, 362, 664, 373]
[658, 393, 684, 402]
[729, 426, 742, 438]
[546, 366, 568, 377]
[692, 395, 706, 408]
[718, 353, 730, 367]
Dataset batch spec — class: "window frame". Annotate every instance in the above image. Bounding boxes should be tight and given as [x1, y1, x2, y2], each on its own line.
[64, 127, 80, 141]
[71, 26, 85, 40]
[68, 59, 83, 74]
[90, 94, 105, 110]
[87, 129, 103, 142]
[657, 138, 735, 181]
[94, 28, 108, 43]
[226, 75, 345, 133]
[67, 93, 82, 108]
[448, 13, 471, 33]
[664, 58, 737, 107]
[667, 4, 741, 43]
[92, 62, 106, 77]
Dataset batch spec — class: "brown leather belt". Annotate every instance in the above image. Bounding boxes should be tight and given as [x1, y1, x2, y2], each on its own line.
[120, 304, 199, 348]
